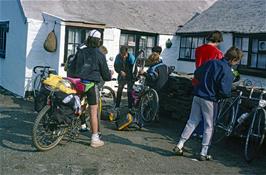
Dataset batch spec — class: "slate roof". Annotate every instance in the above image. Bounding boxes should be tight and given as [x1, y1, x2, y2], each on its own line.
[176, 0, 266, 34]
[20, 0, 216, 35]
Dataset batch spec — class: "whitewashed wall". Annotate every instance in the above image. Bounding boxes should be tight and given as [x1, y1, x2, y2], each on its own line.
[25, 13, 66, 94]
[0, 1, 27, 96]
[158, 34, 179, 68]
[102, 28, 121, 90]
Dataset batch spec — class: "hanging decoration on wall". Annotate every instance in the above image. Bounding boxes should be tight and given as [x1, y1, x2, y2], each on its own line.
[166, 38, 172, 48]
[43, 22, 57, 52]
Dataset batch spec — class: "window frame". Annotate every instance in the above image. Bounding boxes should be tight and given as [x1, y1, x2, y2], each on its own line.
[178, 33, 207, 62]
[0, 21, 9, 59]
[64, 26, 103, 63]
[120, 30, 158, 59]
[233, 33, 266, 78]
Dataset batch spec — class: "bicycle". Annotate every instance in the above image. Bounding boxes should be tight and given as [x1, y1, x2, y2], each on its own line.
[32, 66, 56, 112]
[244, 88, 266, 162]
[212, 80, 255, 144]
[32, 76, 105, 151]
[32, 66, 56, 97]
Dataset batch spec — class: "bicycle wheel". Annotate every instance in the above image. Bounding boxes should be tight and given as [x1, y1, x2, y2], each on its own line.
[33, 74, 43, 98]
[101, 86, 116, 110]
[244, 108, 266, 163]
[32, 105, 65, 151]
[212, 99, 236, 144]
[139, 88, 159, 123]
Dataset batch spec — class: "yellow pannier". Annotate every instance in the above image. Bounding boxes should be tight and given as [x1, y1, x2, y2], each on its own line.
[43, 74, 77, 94]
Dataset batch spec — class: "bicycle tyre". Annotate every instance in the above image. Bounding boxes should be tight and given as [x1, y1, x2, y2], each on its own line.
[244, 108, 266, 163]
[101, 86, 116, 110]
[139, 88, 159, 123]
[32, 105, 65, 151]
[212, 99, 236, 144]
[33, 74, 43, 98]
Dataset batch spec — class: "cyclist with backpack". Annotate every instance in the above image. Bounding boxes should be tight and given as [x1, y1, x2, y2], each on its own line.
[74, 29, 112, 148]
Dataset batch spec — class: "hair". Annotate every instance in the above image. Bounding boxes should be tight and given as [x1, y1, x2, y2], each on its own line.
[147, 52, 160, 64]
[152, 46, 162, 54]
[206, 31, 223, 43]
[99, 45, 108, 55]
[86, 36, 101, 48]
[120, 46, 128, 54]
[224, 46, 243, 62]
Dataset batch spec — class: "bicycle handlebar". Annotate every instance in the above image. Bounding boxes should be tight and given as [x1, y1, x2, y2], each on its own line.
[33, 66, 51, 74]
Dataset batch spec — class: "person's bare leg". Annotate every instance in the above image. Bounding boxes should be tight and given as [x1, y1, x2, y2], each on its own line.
[90, 104, 104, 148]
[89, 104, 98, 134]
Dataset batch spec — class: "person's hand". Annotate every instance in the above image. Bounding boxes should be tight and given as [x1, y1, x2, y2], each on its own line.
[120, 71, 126, 77]
[110, 70, 114, 75]
[138, 70, 145, 75]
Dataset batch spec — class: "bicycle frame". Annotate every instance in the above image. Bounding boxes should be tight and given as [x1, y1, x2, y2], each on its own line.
[216, 91, 243, 136]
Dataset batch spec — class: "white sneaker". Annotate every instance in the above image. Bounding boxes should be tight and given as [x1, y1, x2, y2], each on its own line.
[90, 140, 104, 148]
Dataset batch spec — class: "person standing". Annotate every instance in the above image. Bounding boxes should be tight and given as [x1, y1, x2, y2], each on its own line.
[195, 31, 223, 69]
[193, 31, 224, 137]
[173, 46, 243, 160]
[75, 29, 112, 148]
[114, 46, 135, 111]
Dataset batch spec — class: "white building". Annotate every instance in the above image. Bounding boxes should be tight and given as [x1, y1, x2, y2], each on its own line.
[0, 0, 216, 97]
[172, 0, 266, 86]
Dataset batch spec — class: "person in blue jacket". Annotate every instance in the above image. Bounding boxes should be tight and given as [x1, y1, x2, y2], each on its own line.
[114, 46, 135, 110]
[173, 46, 243, 160]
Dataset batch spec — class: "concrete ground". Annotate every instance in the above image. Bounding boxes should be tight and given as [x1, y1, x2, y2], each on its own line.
[0, 87, 266, 175]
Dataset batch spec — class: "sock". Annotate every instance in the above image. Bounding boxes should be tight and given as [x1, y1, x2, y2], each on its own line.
[200, 145, 209, 156]
[91, 133, 100, 141]
[177, 138, 186, 149]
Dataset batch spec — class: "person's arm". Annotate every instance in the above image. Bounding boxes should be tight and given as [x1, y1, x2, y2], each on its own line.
[217, 68, 234, 98]
[114, 55, 122, 74]
[99, 54, 111, 81]
[145, 67, 159, 82]
[128, 53, 135, 65]
[195, 47, 202, 69]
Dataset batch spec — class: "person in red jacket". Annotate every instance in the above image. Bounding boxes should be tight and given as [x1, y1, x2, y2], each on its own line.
[193, 31, 224, 138]
[195, 31, 224, 68]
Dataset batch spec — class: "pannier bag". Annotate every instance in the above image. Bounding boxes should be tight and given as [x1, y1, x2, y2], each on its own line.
[116, 112, 133, 131]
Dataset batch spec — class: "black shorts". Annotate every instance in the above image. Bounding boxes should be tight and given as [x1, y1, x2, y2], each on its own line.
[86, 84, 100, 105]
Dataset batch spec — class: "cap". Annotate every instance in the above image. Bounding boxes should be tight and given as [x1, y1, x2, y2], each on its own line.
[88, 29, 101, 39]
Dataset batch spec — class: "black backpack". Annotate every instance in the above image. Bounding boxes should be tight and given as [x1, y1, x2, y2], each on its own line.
[65, 44, 88, 77]
[65, 54, 77, 77]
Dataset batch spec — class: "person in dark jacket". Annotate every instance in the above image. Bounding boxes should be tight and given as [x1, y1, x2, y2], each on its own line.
[139, 52, 170, 92]
[173, 46, 243, 160]
[75, 29, 112, 148]
[114, 46, 135, 110]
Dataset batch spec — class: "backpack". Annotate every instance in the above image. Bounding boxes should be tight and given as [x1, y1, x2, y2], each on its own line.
[65, 44, 87, 77]
[65, 54, 77, 77]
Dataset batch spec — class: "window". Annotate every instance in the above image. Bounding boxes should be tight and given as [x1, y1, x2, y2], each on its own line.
[0, 21, 9, 58]
[234, 34, 266, 77]
[179, 35, 206, 61]
[119, 31, 157, 59]
[64, 27, 103, 63]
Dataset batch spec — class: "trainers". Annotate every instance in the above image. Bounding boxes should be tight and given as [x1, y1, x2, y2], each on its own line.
[199, 154, 212, 161]
[90, 139, 104, 148]
[173, 146, 183, 156]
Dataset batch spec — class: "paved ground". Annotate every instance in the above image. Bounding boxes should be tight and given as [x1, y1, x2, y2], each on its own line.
[0, 87, 266, 175]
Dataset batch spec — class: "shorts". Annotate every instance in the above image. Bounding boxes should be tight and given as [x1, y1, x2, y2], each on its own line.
[85, 84, 100, 105]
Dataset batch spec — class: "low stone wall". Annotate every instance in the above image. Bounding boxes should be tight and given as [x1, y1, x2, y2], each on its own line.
[160, 73, 193, 121]
[159, 73, 266, 121]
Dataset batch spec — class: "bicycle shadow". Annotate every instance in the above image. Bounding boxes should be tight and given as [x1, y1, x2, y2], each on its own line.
[0, 104, 36, 153]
